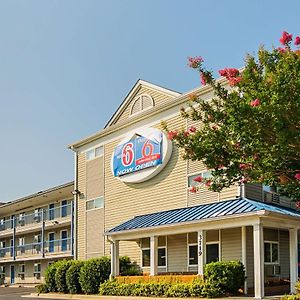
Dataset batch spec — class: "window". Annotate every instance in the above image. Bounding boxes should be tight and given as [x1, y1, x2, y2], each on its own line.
[130, 94, 154, 116]
[61, 200, 68, 218]
[34, 263, 41, 279]
[86, 146, 104, 160]
[158, 236, 167, 267]
[189, 245, 198, 266]
[0, 241, 5, 248]
[0, 266, 5, 275]
[61, 230, 68, 252]
[19, 237, 25, 246]
[206, 243, 219, 263]
[142, 249, 150, 267]
[188, 171, 212, 187]
[49, 203, 55, 220]
[264, 242, 279, 263]
[86, 197, 104, 210]
[19, 264, 25, 274]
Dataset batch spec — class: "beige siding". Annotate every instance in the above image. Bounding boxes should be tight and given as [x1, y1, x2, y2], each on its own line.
[86, 157, 104, 199]
[167, 234, 187, 273]
[86, 208, 105, 259]
[279, 230, 290, 279]
[114, 86, 177, 125]
[245, 184, 263, 201]
[246, 226, 254, 288]
[221, 228, 242, 261]
[77, 153, 87, 259]
[104, 115, 187, 256]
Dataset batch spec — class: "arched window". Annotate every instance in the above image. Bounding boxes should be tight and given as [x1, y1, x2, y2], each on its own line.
[130, 94, 154, 116]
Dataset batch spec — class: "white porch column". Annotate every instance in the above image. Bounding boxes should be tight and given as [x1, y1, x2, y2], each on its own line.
[289, 228, 298, 294]
[241, 226, 248, 294]
[110, 240, 119, 278]
[150, 236, 158, 276]
[253, 223, 264, 299]
[197, 230, 206, 276]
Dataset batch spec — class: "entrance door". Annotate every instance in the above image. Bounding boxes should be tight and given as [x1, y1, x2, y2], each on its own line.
[49, 233, 55, 253]
[10, 265, 15, 284]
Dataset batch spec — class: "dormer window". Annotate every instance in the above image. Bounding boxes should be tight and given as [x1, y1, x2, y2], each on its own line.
[130, 94, 154, 116]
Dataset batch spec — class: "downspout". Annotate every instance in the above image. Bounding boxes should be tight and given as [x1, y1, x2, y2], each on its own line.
[72, 148, 78, 260]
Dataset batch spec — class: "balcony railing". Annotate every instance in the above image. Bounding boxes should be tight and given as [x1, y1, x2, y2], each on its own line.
[0, 238, 71, 259]
[0, 204, 72, 232]
[45, 238, 71, 254]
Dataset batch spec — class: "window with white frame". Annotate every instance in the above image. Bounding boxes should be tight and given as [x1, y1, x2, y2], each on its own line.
[188, 170, 212, 187]
[19, 264, 25, 274]
[264, 242, 279, 263]
[86, 197, 104, 210]
[0, 265, 5, 275]
[34, 263, 41, 275]
[130, 94, 154, 116]
[188, 232, 198, 266]
[158, 236, 167, 267]
[141, 238, 150, 267]
[86, 146, 104, 161]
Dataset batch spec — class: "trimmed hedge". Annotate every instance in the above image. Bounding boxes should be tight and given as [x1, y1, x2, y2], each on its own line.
[66, 261, 84, 294]
[55, 260, 74, 293]
[44, 261, 60, 292]
[204, 260, 245, 295]
[79, 257, 111, 294]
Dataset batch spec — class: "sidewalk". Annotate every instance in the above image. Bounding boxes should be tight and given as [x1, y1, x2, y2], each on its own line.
[22, 293, 284, 300]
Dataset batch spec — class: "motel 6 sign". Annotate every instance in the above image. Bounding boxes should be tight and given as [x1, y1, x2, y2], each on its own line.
[111, 128, 173, 183]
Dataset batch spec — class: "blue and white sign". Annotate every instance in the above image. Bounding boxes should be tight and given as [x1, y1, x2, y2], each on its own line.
[111, 128, 172, 183]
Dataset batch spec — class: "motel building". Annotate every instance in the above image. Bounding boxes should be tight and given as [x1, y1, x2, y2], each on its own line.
[0, 182, 74, 285]
[69, 79, 300, 299]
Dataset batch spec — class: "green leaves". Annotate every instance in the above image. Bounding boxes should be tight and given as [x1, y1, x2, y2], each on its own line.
[171, 39, 300, 201]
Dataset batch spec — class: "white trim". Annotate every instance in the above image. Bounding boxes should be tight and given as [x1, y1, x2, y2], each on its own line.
[263, 240, 279, 264]
[129, 94, 155, 117]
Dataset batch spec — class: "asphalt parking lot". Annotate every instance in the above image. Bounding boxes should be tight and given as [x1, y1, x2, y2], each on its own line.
[0, 287, 54, 300]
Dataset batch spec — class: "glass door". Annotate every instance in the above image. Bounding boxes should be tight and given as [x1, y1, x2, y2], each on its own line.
[10, 265, 15, 284]
[49, 233, 55, 253]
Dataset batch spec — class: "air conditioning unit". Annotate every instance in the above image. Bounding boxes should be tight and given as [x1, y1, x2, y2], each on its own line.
[263, 192, 280, 204]
[0, 224, 5, 231]
[20, 246, 25, 254]
[34, 215, 41, 222]
[18, 273, 25, 280]
[34, 273, 41, 280]
[18, 219, 25, 226]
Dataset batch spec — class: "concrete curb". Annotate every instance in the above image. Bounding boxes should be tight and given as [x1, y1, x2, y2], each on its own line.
[22, 293, 283, 300]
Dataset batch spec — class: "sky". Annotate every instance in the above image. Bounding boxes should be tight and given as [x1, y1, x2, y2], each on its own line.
[0, 0, 299, 202]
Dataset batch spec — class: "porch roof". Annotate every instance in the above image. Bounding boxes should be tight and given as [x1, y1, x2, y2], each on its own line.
[108, 198, 300, 234]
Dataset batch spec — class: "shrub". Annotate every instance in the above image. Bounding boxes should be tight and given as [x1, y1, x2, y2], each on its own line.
[204, 260, 245, 295]
[295, 280, 300, 294]
[44, 261, 60, 292]
[99, 280, 205, 298]
[36, 283, 48, 294]
[79, 257, 111, 294]
[66, 261, 84, 294]
[119, 256, 140, 276]
[55, 260, 73, 293]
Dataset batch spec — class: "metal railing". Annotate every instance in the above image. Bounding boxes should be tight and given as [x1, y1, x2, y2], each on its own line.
[45, 238, 71, 254]
[0, 238, 71, 259]
[0, 204, 72, 232]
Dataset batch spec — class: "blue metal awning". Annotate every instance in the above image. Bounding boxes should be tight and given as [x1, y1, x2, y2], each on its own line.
[108, 198, 300, 234]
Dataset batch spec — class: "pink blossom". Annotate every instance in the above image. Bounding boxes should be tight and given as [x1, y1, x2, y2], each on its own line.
[218, 68, 239, 79]
[279, 31, 293, 46]
[200, 72, 207, 85]
[240, 178, 248, 184]
[295, 173, 300, 180]
[250, 98, 261, 107]
[184, 131, 190, 137]
[205, 180, 212, 187]
[228, 76, 242, 86]
[193, 176, 203, 183]
[167, 131, 178, 140]
[207, 114, 213, 121]
[295, 36, 300, 46]
[189, 186, 197, 193]
[188, 126, 197, 133]
[187, 56, 203, 69]
[253, 153, 260, 161]
[277, 47, 286, 53]
[296, 201, 300, 209]
[239, 163, 251, 170]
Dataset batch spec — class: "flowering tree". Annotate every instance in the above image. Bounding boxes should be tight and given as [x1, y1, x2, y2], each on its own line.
[164, 32, 300, 203]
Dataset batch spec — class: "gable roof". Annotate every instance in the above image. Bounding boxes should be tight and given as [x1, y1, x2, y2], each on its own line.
[104, 79, 181, 128]
[107, 198, 300, 234]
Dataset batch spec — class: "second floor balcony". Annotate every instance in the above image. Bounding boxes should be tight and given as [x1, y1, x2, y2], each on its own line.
[0, 203, 72, 235]
[0, 238, 72, 261]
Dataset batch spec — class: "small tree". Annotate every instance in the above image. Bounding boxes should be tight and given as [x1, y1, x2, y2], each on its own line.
[164, 31, 300, 203]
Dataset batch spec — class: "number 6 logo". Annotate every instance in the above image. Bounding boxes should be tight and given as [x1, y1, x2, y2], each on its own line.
[142, 140, 154, 158]
[122, 143, 134, 166]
